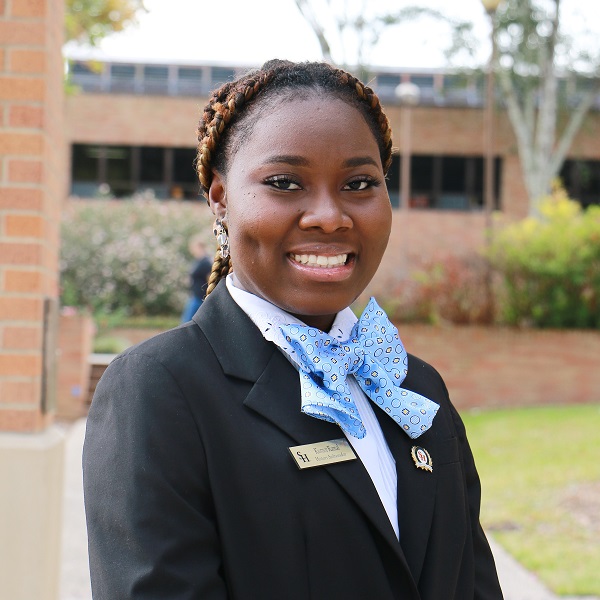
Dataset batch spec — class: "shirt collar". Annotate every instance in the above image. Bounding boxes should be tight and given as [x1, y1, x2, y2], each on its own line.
[225, 274, 358, 363]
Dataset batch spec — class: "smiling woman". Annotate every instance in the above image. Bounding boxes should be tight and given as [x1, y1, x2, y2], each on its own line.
[207, 95, 391, 331]
[83, 60, 503, 600]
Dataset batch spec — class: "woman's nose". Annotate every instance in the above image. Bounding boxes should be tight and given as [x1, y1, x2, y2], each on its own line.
[298, 189, 353, 232]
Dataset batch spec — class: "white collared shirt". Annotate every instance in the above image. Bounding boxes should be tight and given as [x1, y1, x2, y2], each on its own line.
[225, 275, 399, 539]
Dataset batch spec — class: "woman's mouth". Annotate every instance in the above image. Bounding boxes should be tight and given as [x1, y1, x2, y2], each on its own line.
[291, 253, 348, 268]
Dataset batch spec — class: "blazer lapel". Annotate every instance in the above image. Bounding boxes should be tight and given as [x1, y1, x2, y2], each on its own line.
[193, 282, 274, 382]
[374, 390, 439, 586]
[194, 283, 413, 573]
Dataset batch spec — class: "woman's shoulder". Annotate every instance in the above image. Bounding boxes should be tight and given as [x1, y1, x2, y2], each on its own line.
[102, 321, 213, 384]
[405, 352, 451, 404]
[122, 321, 203, 355]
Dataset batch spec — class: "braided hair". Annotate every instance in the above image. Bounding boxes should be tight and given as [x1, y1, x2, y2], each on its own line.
[196, 59, 394, 297]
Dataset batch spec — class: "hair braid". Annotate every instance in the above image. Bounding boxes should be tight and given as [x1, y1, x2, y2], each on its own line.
[198, 72, 279, 296]
[204, 248, 233, 298]
[196, 71, 277, 196]
[334, 69, 393, 173]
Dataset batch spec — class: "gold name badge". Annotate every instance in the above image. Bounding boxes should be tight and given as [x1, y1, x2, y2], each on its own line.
[289, 438, 357, 470]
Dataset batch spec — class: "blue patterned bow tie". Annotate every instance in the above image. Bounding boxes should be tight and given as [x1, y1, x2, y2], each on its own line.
[279, 298, 439, 439]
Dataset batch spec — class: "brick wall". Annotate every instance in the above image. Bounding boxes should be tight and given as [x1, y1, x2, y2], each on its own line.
[398, 325, 600, 411]
[0, 0, 65, 432]
[65, 93, 200, 147]
[369, 209, 488, 294]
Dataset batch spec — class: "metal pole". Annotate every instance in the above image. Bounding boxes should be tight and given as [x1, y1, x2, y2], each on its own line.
[401, 105, 412, 210]
[395, 82, 420, 210]
[483, 12, 497, 227]
[483, 9, 498, 321]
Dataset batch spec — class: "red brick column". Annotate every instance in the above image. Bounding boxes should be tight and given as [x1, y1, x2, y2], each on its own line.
[56, 311, 95, 420]
[0, 0, 65, 432]
[0, 4, 66, 598]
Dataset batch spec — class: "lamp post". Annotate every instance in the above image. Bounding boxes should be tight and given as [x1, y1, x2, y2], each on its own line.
[481, 0, 502, 225]
[481, 0, 502, 321]
[394, 82, 421, 210]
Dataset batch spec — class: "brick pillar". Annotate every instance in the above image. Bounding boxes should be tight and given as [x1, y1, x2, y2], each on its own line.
[0, 1, 66, 598]
[56, 310, 95, 420]
[0, 0, 64, 428]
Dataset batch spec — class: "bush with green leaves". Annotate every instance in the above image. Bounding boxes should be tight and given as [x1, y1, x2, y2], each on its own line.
[60, 199, 214, 316]
[488, 187, 600, 328]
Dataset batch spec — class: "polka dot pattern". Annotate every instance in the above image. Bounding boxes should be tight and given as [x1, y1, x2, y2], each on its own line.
[279, 298, 439, 439]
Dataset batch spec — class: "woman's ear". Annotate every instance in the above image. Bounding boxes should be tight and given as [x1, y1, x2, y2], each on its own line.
[208, 171, 227, 220]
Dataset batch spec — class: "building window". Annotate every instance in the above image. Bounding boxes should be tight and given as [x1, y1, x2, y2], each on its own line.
[143, 65, 169, 94]
[110, 63, 136, 93]
[387, 154, 501, 210]
[211, 67, 235, 87]
[560, 159, 600, 207]
[70, 144, 200, 200]
[105, 146, 133, 197]
[172, 147, 199, 200]
[376, 74, 401, 88]
[173, 148, 196, 183]
[178, 67, 204, 95]
[140, 147, 165, 183]
[71, 61, 94, 75]
[412, 155, 436, 208]
[410, 75, 435, 90]
[72, 144, 99, 181]
[71, 144, 101, 197]
[69, 61, 104, 92]
[111, 64, 135, 78]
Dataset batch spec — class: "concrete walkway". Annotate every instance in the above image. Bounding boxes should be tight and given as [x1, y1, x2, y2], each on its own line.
[58, 419, 597, 600]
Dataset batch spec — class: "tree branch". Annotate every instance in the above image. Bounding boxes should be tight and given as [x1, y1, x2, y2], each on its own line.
[293, 0, 334, 63]
[549, 83, 600, 177]
[497, 67, 536, 198]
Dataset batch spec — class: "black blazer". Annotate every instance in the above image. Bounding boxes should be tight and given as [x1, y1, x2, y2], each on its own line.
[83, 282, 503, 599]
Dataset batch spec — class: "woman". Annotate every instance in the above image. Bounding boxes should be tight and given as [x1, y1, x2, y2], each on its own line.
[84, 60, 503, 599]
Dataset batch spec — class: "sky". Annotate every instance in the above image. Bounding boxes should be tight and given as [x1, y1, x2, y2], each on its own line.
[64, 0, 597, 71]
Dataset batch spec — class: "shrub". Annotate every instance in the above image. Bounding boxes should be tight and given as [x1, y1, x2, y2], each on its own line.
[383, 254, 495, 325]
[488, 186, 600, 328]
[60, 199, 214, 316]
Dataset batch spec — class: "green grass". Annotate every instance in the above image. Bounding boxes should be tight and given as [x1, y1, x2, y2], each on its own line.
[92, 335, 132, 354]
[95, 313, 180, 332]
[93, 314, 180, 353]
[462, 404, 600, 596]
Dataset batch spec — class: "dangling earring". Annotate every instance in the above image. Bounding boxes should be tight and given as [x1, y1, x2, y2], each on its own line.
[213, 218, 230, 260]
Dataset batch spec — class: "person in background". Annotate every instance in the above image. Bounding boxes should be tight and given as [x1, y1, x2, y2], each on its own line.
[84, 59, 503, 600]
[180, 234, 212, 322]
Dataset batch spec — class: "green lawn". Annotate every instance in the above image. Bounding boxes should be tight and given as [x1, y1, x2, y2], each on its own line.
[462, 404, 600, 596]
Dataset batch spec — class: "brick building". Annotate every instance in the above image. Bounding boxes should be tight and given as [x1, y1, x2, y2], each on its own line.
[63, 58, 600, 290]
[65, 59, 600, 211]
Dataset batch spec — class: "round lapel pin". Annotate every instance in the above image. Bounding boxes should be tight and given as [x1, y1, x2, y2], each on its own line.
[411, 446, 433, 472]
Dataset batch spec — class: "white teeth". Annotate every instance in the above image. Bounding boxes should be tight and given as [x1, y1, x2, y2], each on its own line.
[292, 253, 348, 268]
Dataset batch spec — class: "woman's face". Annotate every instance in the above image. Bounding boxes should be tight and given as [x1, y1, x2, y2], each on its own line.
[209, 96, 392, 331]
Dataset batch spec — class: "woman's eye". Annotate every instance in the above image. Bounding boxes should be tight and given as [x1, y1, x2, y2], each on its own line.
[344, 178, 374, 191]
[266, 176, 301, 190]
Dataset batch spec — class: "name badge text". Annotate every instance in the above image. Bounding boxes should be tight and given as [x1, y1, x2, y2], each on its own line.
[289, 438, 357, 470]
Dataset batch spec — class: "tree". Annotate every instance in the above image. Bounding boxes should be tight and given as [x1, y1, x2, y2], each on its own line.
[294, 0, 600, 215]
[491, 0, 600, 215]
[292, 0, 458, 79]
[65, 0, 147, 46]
